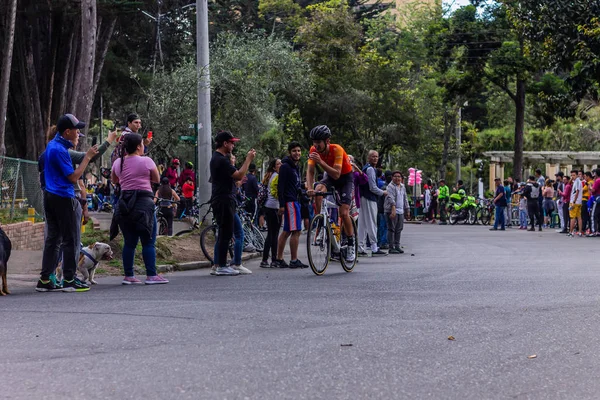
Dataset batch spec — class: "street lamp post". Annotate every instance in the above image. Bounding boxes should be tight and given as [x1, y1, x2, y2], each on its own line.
[197, 0, 212, 217]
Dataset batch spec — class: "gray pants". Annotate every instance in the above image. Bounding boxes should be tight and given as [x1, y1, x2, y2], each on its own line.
[384, 212, 404, 248]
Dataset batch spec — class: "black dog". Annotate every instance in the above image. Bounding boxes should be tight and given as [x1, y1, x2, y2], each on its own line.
[0, 227, 12, 295]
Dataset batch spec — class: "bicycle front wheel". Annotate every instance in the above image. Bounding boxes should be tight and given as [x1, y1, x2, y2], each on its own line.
[340, 218, 358, 273]
[200, 224, 233, 265]
[307, 214, 331, 276]
[157, 217, 169, 236]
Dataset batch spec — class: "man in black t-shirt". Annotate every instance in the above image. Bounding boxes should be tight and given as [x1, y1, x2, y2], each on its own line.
[210, 131, 256, 276]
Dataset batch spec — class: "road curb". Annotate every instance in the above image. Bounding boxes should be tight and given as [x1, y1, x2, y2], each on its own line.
[157, 252, 263, 273]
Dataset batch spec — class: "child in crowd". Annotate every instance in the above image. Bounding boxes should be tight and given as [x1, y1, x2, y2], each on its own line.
[518, 184, 528, 230]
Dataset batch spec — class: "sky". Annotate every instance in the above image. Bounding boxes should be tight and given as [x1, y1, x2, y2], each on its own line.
[444, 0, 473, 11]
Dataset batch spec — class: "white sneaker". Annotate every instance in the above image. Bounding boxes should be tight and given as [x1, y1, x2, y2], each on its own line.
[346, 244, 356, 262]
[210, 265, 216, 275]
[214, 266, 240, 276]
[233, 265, 252, 274]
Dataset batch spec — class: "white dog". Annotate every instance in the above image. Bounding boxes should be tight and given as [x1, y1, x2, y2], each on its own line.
[57, 242, 114, 285]
[78, 242, 114, 284]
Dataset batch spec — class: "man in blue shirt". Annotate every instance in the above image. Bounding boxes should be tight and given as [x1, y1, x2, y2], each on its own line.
[490, 178, 507, 231]
[37, 114, 98, 292]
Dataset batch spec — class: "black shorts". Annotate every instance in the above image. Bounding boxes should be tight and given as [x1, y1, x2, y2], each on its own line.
[318, 173, 354, 206]
[300, 203, 310, 220]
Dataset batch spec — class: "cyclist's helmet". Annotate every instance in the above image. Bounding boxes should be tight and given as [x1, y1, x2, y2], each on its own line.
[186, 161, 193, 168]
[309, 125, 331, 141]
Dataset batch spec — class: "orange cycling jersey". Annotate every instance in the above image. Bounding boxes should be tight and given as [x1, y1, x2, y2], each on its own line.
[308, 144, 352, 176]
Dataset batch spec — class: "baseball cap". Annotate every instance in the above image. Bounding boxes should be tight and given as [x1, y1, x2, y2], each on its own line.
[215, 131, 240, 145]
[57, 114, 86, 134]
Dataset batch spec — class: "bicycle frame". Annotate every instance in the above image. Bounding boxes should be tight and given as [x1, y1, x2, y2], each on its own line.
[316, 193, 342, 253]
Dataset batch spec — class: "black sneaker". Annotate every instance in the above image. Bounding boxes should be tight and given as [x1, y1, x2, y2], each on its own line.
[275, 259, 289, 268]
[289, 259, 309, 269]
[62, 279, 90, 292]
[260, 260, 271, 268]
[372, 250, 388, 256]
[396, 248, 405, 254]
[35, 279, 62, 292]
[357, 251, 368, 257]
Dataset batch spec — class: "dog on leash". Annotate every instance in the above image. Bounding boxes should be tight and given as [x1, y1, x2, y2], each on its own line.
[0, 227, 12, 296]
[57, 242, 113, 285]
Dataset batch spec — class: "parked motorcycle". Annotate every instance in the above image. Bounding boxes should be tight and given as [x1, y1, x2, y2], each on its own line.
[448, 193, 477, 225]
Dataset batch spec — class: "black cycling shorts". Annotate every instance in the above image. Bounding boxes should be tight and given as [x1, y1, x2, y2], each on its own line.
[318, 173, 354, 206]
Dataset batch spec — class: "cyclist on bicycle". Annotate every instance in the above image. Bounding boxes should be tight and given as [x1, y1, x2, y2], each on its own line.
[306, 125, 356, 262]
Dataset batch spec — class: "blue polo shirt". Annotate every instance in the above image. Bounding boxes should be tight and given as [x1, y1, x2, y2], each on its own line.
[44, 133, 75, 198]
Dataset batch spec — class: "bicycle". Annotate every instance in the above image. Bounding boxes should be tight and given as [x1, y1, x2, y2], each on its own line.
[155, 198, 178, 236]
[237, 198, 265, 253]
[197, 202, 234, 265]
[174, 200, 201, 236]
[306, 188, 358, 276]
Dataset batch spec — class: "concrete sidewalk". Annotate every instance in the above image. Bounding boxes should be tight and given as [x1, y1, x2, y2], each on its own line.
[7, 250, 43, 288]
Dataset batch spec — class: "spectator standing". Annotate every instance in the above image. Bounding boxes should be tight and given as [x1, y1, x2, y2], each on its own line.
[242, 163, 259, 221]
[358, 150, 388, 256]
[554, 172, 566, 232]
[112, 133, 167, 284]
[438, 179, 449, 225]
[542, 180, 555, 228]
[155, 177, 180, 236]
[581, 171, 593, 234]
[568, 170, 583, 237]
[560, 175, 572, 233]
[276, 142, 308, 269]
[37, 114, 99, 292]
[164, 159, 179, 188]
[504, 179, 512, 227]
[522, 175, 542, 231]
[178, 161, 196, 187]
[259, 159, 282, 268]
[348, 155, 368, 217]
[535, 168, 545, 215]
[518, 184, 528, 229]
[209, 131, 255, 276]
[590, 169, 600, 236]
[181, 176, 195, 217]
[377, 170, 392, 250]
[384, 171, 409, 254]
[490, 178, 507, 231]
[427, 181, 438, 223]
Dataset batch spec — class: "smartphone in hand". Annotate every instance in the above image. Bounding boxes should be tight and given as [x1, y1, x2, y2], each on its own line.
[147, 131, 153, 139]
[92, 136, 97, 146]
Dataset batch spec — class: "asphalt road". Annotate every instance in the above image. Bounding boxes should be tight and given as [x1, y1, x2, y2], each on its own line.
[2, 224, 600, 399]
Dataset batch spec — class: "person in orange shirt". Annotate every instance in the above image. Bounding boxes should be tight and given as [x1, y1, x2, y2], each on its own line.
[305, 125, 356, 262]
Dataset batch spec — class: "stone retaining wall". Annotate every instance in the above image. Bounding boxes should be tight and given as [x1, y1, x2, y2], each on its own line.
[2, 221, 45, 250]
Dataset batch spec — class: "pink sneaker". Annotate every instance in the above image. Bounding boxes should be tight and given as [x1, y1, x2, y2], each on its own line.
[122, 276, 143, 285]
[145, 275, 169, 285]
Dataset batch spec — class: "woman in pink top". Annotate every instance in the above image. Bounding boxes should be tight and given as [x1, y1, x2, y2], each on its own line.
[111, 133, 168, 285]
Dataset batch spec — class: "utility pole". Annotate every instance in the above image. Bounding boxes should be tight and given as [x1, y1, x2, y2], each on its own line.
[456, 106, 461, 182]
[197, 0, 212, 216]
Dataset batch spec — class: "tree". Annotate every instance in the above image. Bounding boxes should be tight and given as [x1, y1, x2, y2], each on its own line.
[0, 0, 18, 159]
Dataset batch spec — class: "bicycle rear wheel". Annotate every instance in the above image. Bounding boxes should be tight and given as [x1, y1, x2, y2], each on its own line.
[340, 218, 358, 273]
[307, 214, 331, 276]
[246, 223, 265, 252]
[200, 224, 233, 265]
[157, 217, 169, 236]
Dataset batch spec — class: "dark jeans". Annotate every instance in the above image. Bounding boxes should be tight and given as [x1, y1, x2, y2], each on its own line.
[161, 206, 174, 236]
[262, 207, 280, 262]
[528, 201, 542, 228]
[121, 214, 157, 277]
[582, 203, 590, 232]
[593, 200, 600, 233]
[493, 205, 505, 229]
[212, 198, 236, 268]
[41, 192, 81, 280]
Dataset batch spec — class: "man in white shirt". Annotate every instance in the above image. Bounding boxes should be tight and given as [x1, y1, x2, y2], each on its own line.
[569, 170, 583, 236]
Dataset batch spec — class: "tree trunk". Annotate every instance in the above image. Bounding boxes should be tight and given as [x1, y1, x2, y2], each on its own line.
[512, 77, 526, 182]
[439, 108, 455, 180]
[0, 0, 18, 159]
[92, 15, 116, 97]
[74, 0, 97, 141]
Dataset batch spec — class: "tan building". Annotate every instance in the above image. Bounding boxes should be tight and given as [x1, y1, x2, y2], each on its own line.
[364, 0, 441, 19]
